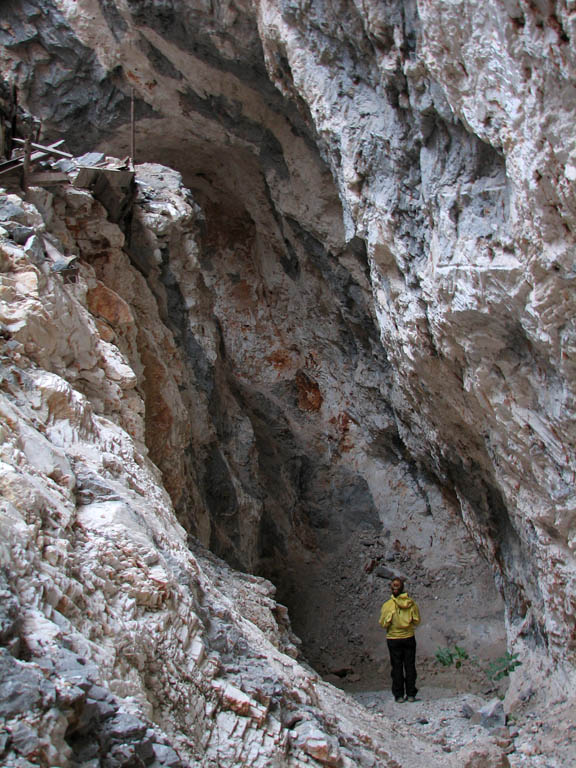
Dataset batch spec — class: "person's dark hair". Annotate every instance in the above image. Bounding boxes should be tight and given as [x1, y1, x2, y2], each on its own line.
[391, 577, 405, 590]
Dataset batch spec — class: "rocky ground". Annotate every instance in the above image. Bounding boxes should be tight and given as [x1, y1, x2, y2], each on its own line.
[348, 674, 575, 768]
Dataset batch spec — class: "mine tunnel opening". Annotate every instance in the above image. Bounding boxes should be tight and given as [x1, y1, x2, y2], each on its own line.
[91, 122, 507, 685]
[99, 132, 413, 678]
[12, 91, 509, 688]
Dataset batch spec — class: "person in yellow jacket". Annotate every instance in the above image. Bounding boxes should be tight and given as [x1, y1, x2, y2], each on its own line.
[378, 577, 421, 703]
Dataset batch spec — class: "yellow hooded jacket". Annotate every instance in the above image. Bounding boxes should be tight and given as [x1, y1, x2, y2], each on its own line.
[378, 593, 421, 639]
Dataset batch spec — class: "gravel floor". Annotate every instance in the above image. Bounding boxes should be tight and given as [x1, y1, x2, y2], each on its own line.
[353, 686, 497, 752]
[348, 683, 572, 767]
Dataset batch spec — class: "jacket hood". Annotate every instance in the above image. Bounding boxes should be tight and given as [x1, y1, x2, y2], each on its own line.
[392, 593, 414, 609]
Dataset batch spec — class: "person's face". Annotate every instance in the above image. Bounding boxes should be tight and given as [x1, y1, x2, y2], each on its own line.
[391, 580, 403, 596]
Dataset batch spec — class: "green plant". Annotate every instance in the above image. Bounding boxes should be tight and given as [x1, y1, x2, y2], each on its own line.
[434, 645, 522, 681]
[486, 652, 522, 681]
[435, 645, 469, 669]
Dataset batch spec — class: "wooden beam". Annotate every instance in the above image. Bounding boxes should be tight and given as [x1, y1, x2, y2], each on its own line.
[22, 137, 31, 191]
[131, 88, 136, 168]
[0, 162, 21, 177]
[12, 138, 73, 159]
[0, 141, 69, 176]
[28, 171, 70, 185]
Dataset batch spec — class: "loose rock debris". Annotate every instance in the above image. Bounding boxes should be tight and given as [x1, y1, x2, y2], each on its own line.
[352, 684, 567, 768]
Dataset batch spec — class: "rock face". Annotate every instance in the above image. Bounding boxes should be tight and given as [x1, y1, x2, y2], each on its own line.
[0, 0, 508, 679]
[0, 0, 575, 764]
[0, 158, 506, 768]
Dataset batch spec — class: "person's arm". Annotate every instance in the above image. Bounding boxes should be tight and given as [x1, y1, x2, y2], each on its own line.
[379, 602, 392, 628]
[411, 602, 421, 626]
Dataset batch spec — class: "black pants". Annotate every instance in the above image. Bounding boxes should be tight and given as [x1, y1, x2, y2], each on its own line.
[387, 636, 417, 699]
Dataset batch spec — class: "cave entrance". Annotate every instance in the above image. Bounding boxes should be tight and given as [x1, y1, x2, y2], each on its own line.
[98, 123, 506, 686]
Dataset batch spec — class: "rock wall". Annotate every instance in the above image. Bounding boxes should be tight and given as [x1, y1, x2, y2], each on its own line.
[255, 0, 576, 675]
[0, 161, 508, 767]
[0, 0, 508, 681]
[0, 0, 575, 761]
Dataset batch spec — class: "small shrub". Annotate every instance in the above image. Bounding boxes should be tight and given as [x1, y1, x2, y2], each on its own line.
[486, 652, 522, 681]
[435, 647, 454, 667]
[434, 645, 522, 681]
[435, 645, 469, 669]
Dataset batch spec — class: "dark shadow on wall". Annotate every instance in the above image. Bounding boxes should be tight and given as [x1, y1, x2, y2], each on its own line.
[445, 457, 547, 649]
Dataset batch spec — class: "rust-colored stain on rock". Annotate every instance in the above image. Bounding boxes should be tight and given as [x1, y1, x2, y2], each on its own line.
[94, 317, 116, 343]
[137, 336, 184, 507]
[267, 349, 293, 372]
[330, 410, 354, 452]
[87, 281, 134, 327]
[230, 280, 254, 310]
[295, 370, 323, 412]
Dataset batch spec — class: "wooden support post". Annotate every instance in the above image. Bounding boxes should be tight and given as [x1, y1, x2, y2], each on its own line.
[22, 136, 31, 192]
[130, 88, 136, 169]
[9, 84, 17, 157]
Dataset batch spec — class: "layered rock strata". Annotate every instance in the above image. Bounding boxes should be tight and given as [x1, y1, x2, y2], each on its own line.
[0, 162, 511, 767]
[0, 0, 507, 674]
[0, 0, 575, 759]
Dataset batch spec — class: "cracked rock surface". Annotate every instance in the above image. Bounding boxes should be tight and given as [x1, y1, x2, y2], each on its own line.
[0, 0, 575, 764]
[0, 156, 511, 767]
